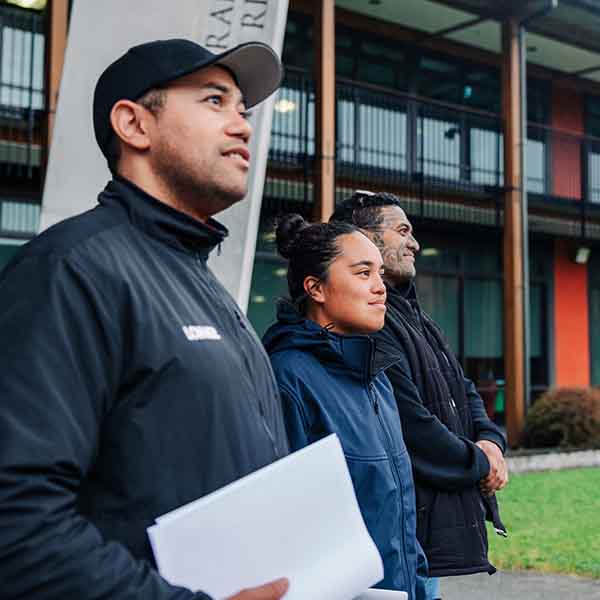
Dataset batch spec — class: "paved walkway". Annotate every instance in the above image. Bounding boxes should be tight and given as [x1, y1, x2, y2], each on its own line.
[440, 570, 600, 599]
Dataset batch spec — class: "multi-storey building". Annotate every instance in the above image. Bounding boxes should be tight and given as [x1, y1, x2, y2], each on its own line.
[2, 0, 600, 445]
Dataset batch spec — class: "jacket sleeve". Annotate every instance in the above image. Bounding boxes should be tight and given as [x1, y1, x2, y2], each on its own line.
[0, 254, 208, 600]
[384, 353, 491, 491]
[464, 376, 507, 454]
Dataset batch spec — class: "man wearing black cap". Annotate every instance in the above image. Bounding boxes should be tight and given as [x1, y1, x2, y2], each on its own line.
[0, 40, 289, 600]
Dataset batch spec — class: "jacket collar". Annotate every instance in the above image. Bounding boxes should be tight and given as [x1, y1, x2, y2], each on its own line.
[98, 176, 228, 260]
[263, 301, 389, 382]
[386, 279, 417, 304]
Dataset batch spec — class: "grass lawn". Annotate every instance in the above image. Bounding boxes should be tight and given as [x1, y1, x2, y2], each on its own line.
[487, 467, 600, 578]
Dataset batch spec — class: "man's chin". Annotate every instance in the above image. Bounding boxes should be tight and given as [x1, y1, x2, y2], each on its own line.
[205, 187, 248, 216]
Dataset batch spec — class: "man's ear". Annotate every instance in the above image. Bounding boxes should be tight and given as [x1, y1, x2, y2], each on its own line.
[303, 276, 325, 305]
[109, 100, 153, 152]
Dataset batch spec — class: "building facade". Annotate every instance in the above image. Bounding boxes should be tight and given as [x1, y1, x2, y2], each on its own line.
[1, 0, 600, 444]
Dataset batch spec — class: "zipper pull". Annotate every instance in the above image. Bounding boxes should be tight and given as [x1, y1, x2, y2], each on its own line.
[370, 384, 380, 414]
[235, 310, 247, 330]
[374, 396, 380, 414]
[449, 396, 457, 412]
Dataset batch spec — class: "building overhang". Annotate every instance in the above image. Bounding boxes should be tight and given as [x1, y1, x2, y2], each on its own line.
[335, 0, 600, 85]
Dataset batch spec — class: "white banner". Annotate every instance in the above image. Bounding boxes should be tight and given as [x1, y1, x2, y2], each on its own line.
[41, 0, 289, 310]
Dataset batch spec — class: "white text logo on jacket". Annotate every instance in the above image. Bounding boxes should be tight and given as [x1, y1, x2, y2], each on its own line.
[182, 325, 222, 341]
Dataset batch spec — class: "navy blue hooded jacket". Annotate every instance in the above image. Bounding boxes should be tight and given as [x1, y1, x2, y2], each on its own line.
[263, 304, 427, 600]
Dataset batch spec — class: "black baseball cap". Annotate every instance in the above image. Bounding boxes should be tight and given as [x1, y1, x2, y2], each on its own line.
[93, 38, 283, 160]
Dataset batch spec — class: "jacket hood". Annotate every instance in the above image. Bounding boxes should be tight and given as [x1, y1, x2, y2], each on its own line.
[263, 301, 398, 381]
[99, 176, 228, 259]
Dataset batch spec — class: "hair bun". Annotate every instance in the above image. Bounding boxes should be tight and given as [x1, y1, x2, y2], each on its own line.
[276, 213, 308, 259]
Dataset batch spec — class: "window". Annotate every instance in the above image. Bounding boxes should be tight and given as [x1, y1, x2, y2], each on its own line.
[335, 24, 408, 91]
[590, 253, 600, 385]
[281, 11, 313, 70]
[526, 80, 551, 194]
[470, 123, 503, 186]
[337, 90, 408, 173]
[417, 110, 461, 180]
[0, 8, 45, 110]
[585, 95, 600, 203]
[528, 243, 551, 397]
[416, 234, 551, 420]
[270, 81, 315, 162]
[247, 215, 289, 337]
[0, 4, 45, 172]
[526, 133, 547, 194]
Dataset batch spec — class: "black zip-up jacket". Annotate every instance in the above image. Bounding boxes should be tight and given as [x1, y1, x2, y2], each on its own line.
[373, 282, 506, 577]
[0, 177, 289, 600]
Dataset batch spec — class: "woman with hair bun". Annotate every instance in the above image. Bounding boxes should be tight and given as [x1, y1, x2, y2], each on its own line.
[263, 214, 427, 600]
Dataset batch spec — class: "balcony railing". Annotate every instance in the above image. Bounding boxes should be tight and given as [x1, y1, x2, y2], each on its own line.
[267, 68, 600, 237]
[0, 4, 45, 187]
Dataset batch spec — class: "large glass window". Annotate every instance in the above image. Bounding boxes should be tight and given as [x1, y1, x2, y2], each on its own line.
[587, 150, 600, 204]
[584, 95, 600, 204]
[0, 4, 45, 172]
[337, 90, 408, 173]
[529, 244, 552, 397]
[247, 215, 289, 337]
[526, 132, 547, 194]
[335, 24, 408, 91]
[281, 11, 313, 70]
[0, 8, 45, 110]
[590, 253, 600, 385]
[416, 234, 551, 420]
[418, 273, 460, 353]
[470, 124, 503, 186]
[417, 111, 461, 180]
[270, 80, 315, 161]
[417, 239, 506, 426]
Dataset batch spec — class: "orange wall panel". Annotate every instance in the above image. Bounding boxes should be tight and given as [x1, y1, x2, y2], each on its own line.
[551, 87, 584, 200]
[553, 240, 590, 386]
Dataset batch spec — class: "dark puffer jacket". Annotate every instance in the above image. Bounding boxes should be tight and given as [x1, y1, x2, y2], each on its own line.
[372, 282, 507, 577]
[264, 303, 428, 600]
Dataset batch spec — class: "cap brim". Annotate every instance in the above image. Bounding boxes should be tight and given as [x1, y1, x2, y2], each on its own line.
[215, 42, 283, 108]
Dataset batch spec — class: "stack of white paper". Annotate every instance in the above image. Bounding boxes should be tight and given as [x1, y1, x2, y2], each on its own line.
[148, 434, 406, 600]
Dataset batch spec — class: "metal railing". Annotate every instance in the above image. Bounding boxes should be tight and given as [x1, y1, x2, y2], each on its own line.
[267, 68, 600, 237]
[0, 4, 45, 185]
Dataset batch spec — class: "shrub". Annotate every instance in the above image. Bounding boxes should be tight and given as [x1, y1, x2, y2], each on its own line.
[523, 387, 600, 449]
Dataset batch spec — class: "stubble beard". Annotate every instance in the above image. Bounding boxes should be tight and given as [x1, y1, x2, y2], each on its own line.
[369, 231, 415, 287]
[153, 142, 247, 220]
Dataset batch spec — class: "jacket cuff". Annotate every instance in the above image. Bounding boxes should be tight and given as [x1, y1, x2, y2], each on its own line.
[477, 431, 507, 455]
[473, 443, 491, 479]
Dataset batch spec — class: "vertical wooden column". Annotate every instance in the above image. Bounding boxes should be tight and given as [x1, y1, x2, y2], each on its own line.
[502, 18, 526, 447]
[313, 0, 335, 222]
[44, 0, 69, 160]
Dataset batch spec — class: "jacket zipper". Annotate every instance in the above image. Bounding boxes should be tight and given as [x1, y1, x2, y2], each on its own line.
[233, 308, 280, 456]
[195, 253, 280, 457]
[367, 379, 412, 591]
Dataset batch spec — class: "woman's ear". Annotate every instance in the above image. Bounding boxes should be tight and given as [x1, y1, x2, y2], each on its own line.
[109, 100, 152, 153]
[303, 276, 325, 305]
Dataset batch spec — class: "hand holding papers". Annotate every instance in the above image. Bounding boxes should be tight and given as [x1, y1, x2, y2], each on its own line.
[148, 434, 391, 600]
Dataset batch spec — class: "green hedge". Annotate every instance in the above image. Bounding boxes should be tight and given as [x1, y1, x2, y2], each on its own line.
[523, 387, 600, 449]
